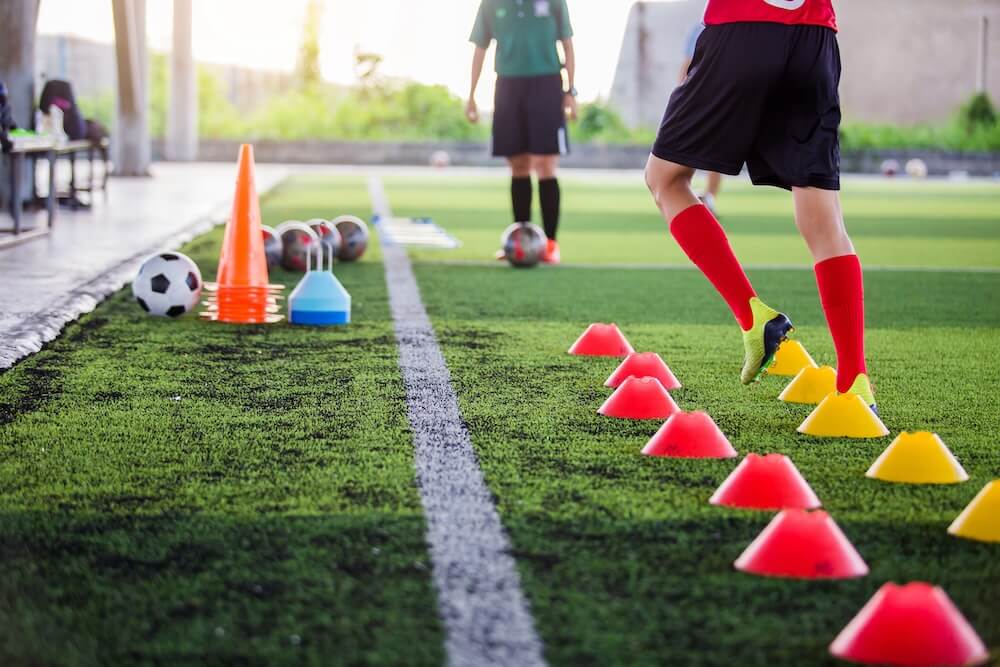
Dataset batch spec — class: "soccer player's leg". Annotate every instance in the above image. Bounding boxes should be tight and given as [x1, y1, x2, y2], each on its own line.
[534, 154, 561, 263]
[645, 24, 793, 384]
[645, 157, 793, 385]
[492, 77, 534, 259]
[795, 189, 875, 411]
[525, 74, 567, 263]
[751, 25, 876, 410]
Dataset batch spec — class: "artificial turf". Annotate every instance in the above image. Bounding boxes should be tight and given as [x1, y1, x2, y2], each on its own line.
[392, 173, 1000, 268]
[0, 175, 444, 667]
[1, 169, 998, 666]
[391, 173, 1000, 665]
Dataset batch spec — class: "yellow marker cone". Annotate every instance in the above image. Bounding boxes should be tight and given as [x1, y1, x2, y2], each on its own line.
[779, 366, 837, 405]
[866, 432, 968, 484]
[949, 481, 1000, 542]
[769, 340, 819, 377]
[797, 393, 890, 438]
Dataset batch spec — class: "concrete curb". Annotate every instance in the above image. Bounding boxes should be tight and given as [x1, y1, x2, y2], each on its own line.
[0, 207, 226, 370]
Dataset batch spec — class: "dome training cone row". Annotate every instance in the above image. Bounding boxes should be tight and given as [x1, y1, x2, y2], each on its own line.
[829, 582, 989, 667]
[949, 481, 1000, 543]
[866, 432, 968, 485]
[779, 366, 837, 405]
[798, 393, 890, 439]
[710, 453, 821, 511]
[735, 510, 868, 580]
[598, 376, 679, 420]
[568, 323, 635, 357]
[949, 480, 1000, 543]
[606, 352, 681, 390]
[768, 339, 818, 377]
[642, 411, 737, 459]
[202, 144, 283, 324]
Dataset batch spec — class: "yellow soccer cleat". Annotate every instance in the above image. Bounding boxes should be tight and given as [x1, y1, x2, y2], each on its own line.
[845, 373, 877, 414]
[741, 298, 794, 385]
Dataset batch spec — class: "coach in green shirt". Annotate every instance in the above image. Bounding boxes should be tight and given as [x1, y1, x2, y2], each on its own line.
[467, 0, 577, 264]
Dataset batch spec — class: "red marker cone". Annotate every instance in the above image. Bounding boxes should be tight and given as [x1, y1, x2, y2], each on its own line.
[710, 453, 821, 510]
[568, 323, 635, 357]
[642, 411, 737, 459]
[606, 352, 681, 390]
[735, 510, 868, 579]
[830, 582, 989, 667]
[598, 376, 680, 420]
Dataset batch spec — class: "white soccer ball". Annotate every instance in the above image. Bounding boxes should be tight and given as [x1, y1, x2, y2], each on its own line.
[132, 252, 203, 318]
[430, 150, 451, 168]
[905, 158, 928, 179]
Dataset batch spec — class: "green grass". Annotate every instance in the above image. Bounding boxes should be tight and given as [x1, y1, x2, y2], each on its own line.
[393, 173, 1000, 665]
[0, 176, 444, 667]
[1, 170, 999, 666]
[392, 174, 1000, 268]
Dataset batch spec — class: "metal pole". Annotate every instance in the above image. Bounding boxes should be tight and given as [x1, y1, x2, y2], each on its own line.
[977, 16, 989, 93]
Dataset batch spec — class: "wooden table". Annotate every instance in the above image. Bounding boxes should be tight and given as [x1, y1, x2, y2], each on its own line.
[2, 139, 57, 236]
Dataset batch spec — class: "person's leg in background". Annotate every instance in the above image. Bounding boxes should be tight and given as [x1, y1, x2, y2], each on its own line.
[534, 154, 561, 264]
[793, 187, 875, 409]
[699, 171, 723, 216]
[645, 154, 793, 384]
[509, 154, 533, 223]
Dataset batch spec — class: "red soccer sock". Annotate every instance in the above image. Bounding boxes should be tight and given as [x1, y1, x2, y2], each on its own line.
[815, 254, 868, 392]
[670, 204, 756, 330]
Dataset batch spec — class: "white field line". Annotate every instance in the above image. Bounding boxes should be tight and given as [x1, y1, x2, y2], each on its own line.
[369, 175, 547, 667]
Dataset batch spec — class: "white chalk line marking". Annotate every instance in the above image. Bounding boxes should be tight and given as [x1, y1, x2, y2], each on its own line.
[369, 175, 547, 667]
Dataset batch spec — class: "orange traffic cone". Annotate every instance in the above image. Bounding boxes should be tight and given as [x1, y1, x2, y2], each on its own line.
[202, 144, 283, 323]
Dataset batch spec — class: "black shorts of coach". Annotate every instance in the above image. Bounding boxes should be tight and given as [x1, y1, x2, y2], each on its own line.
[493, 73, 569, 158]
[652, 22, 842, 190]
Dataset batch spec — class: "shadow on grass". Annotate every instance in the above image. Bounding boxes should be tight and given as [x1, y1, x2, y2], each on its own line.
[0, 511, 444, 667]
[502, 516, 1000, 667]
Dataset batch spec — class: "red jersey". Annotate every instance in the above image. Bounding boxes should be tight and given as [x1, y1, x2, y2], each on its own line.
[704, 0, 837, 31]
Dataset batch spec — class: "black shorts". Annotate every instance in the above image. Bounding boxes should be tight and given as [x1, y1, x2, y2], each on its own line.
[652, 23, 841, 190]
[493, 74, 569, 158]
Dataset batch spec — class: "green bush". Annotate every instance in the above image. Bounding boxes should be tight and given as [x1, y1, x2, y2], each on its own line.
[569, 100, 655, 145]
[959, 92, 997, 133]
[841, 93, 1000, 152]
[76, 68, 998, 152]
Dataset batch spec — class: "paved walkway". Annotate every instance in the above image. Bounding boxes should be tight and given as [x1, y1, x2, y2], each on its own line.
[0, 162, 289, 369]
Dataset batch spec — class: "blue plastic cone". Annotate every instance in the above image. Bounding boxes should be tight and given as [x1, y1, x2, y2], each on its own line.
[289, 246, 351, 325]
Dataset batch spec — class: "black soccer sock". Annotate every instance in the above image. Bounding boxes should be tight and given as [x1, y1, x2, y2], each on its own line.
[538, 177, 561, 241]
[511, 176, 533, 223]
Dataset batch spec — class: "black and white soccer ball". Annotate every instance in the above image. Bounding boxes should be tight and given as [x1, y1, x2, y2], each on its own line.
[132, 252, 203, 318]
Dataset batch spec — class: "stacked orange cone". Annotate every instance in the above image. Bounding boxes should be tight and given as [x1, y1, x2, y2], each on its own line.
[202, 144, 284, 324]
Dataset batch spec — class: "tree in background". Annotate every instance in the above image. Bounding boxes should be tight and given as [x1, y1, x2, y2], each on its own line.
[354, 51, 385, 100]
[295, 0, 324, 91]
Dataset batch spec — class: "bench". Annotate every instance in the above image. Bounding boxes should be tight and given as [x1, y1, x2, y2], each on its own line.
[1, 139, 57, 238]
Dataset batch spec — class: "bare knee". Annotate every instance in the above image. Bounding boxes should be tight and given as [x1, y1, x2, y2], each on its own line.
[645, 155, 696, 218]
[508, 155, 532, 178]
[533, 155, 558, 180]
